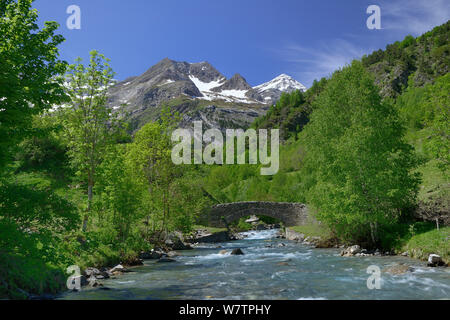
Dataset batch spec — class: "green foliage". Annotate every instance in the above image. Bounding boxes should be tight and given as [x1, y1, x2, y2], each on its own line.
[0, 175, 79, 299]
[300, 61, 420, 246]
[230, 216, 253, 232]
[397, 74, 450, 175]
[127, 110, 206, 236]
[95, 145, 144, 244]
[400, 35, 415, 49]
[253, 90, 311, 141]
[0, 253, 66, 299]
[61, 50, 128, 231]
[15, 115, 69, 173]
[0, 178, 79, 260]
[0, 0, 67, 170]
[362, 21, 449, 97]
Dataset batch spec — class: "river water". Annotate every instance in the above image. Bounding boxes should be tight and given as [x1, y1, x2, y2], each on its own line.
[60, 229, 450, 300]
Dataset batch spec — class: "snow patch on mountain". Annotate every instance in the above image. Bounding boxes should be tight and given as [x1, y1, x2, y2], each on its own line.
[188, 75, 224, 93]
[189, 75, 258, 104]
[220, 89, 248, 99]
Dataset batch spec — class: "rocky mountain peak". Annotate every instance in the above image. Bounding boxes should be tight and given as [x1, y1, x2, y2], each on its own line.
[188, 61, 225, 83]
[212, 73, 252, 92]
[253, 73, 307, 104]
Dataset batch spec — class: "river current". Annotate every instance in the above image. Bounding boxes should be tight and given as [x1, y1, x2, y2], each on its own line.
[60, 229, 450, 300]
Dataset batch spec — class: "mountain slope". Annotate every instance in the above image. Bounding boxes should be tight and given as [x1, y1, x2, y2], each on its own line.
[107, 58, 305, 132]
[362, 20, 449, 98]
[253, 21, 449, 140]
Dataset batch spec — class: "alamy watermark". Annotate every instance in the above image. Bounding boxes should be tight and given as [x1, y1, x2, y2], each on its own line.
[366, 265, 382, 289]
[171, 121, 280, 175]
[66, 5, 81, 30]
[66, 265, 81, 291]
[366, 5, 381, 30]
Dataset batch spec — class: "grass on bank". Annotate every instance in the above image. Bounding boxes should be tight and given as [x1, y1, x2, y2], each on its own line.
[289, 223, 333, 239]
[402, 226, 450, 264]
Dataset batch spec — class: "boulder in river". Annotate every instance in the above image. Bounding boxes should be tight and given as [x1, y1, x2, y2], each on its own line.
[165, 231, 193, 250]
[383, 264, 414, 275]
[219, 250, 228, 255]
[109, 264, 130, 274]
[87, 275, 103, 288]
[139, 249, 166, 260]
[192, 230, 232, 243]
[340, 245, 362, 257]
[231, 248, 244, 255]
[84, 267, 110, 279]
[427, 254, 444, 267]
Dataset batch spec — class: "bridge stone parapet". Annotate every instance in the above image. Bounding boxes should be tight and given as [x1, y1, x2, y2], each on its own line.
[206, 202, 309, 228]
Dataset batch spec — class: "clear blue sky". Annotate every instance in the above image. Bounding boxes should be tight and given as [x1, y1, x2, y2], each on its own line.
[34, 0, 449, 87]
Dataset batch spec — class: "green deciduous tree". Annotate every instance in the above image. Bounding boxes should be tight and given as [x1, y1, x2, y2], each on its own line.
[126, 112, 179, 236]
[95, 144, 143, 246]
[301, 61, 420, 246]
[0, 0, 67, 170]
[62, 50, 126, 231]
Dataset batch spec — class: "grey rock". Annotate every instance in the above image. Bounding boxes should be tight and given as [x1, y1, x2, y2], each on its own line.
[139, 250, 165, 260]
[212, 73, 252, 92]
[165, 231, 192, 250]
[383, 264, 414, 275]
[230, 248, 245, 255]
[341, 245, 362, 257]
[109, 264, 130, 274]
[427, 254, 444, 267]
[192, 230, 232, 243]
[285, 228, 305, 241]
[84, 267, 109, 279]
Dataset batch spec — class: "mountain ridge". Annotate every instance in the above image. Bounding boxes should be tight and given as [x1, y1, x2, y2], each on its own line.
[107, 58, 307, 132]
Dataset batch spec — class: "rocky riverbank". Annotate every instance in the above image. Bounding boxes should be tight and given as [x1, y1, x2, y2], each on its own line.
[283, 227, 448, 268]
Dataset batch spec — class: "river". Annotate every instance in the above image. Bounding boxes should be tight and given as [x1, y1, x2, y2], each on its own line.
[60, 229, 450, 300]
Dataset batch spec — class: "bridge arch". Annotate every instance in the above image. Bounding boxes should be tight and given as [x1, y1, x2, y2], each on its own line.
[205, 202, 309, 228]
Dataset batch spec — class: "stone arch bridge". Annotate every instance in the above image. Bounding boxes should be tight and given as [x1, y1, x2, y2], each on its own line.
[205, 202, 309, 228]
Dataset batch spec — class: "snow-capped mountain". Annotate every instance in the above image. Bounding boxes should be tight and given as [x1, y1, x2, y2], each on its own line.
[107, 58, 306, 132]
[254, 74, 307, 105]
